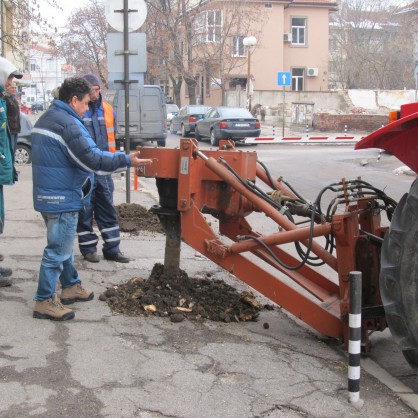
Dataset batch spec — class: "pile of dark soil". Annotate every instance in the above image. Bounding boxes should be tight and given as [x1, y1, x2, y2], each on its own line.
[100, 263, 267, 323]
[115, 203, 164, 234]
[110, 204, 270, 323]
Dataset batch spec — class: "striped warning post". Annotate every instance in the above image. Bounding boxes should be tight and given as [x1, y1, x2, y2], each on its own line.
[348, 271, 362, 404]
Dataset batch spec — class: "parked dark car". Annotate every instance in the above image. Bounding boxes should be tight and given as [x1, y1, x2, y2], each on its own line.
[31, 100, 45, 112]
[15, 112, 33, 165]
[169, 105, 211, 137]
[195, 106, 261, 146]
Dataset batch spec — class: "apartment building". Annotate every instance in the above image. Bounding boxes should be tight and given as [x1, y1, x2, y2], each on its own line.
[1, 3, 73, 104]
[0, 0, 27, 72]
[22, 43, 74, 105]
[152, 0, 337, 106]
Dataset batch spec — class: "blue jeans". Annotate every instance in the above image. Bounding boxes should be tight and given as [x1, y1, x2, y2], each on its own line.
[35, 212, 81, 300]
[11, 133, 18, 154]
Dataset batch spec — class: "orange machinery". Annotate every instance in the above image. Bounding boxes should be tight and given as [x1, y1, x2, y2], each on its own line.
[136, 138, 396, 349]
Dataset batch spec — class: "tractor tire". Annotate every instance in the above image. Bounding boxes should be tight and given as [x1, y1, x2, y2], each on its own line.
[380, 178, 418, 371]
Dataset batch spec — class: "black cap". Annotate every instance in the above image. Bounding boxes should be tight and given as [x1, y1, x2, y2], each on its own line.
[11, 70, 23, 79]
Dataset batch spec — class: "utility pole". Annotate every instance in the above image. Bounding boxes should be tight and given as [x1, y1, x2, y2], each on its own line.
[0, 0, 4, 57]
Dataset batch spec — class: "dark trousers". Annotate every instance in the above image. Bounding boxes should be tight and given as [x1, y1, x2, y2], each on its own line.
[77, 175, 121, 256]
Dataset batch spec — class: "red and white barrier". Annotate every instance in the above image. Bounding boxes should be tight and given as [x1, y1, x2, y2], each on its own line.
[241, 135, 364, 144]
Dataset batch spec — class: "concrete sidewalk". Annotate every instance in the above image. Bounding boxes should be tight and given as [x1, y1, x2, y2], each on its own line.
[0, 165, 416, 417]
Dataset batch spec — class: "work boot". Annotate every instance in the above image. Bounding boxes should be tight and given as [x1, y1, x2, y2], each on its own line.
[0, 266, 12, 277]
[33, 294, 75, 321]
[104, 252, 130, 263]
[0, 275, 11, 287]
[83, 252, 100, 263]
[60, 283, 94, 305]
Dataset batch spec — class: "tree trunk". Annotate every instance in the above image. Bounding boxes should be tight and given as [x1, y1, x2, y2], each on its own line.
[184, 76, 197, 105]
[170, 75, 182, 107]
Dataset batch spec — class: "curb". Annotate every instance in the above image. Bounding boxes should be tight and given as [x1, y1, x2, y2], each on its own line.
[243, 135, 364, 144]
[362, 358, 418, 413]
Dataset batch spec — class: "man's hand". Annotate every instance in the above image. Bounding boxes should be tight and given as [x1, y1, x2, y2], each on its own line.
[129, 151, 153, 167]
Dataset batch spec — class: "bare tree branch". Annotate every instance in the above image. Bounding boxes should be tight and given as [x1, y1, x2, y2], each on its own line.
[55, 0, 108, 84]
[330, 0, 415, 89]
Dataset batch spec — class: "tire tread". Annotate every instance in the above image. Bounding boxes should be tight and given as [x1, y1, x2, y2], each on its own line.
[380, 179, 418, 370]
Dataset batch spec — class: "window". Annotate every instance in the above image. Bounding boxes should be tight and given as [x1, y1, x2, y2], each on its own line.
[230, 78, 247, 90]
[193, 10, 222, 44]
[329, 37, 338, 52]
[232, 36, 245, 57]
[30, 60, 36, 72]
[159, 79, 168, 95]
[207, 10, 222, 42]
[291, 17, 306, 45]
[193, 14, 205, 45]
[47, 59, 55, 71]
[264, 3, 272, 8]
[292, 68, 305, 91]
[207, 108, 218, 118]
[196, 73, 203, 101]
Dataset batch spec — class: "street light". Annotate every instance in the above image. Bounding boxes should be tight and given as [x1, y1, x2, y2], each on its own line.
[243, 36, 257, 112]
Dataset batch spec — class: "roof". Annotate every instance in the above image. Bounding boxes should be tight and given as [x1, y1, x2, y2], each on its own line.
[291, 0, 337, 4]
[31, 44, 54, 54]
[190, 0, 338, 9]
[397, 2, 418, 14]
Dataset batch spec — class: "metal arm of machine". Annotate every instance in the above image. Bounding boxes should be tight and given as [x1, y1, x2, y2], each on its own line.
[138, 139, 392, 347]
[195, 149, 338, 271]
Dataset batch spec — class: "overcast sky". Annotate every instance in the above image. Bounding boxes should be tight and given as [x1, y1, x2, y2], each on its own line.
[38, 0, 90, 29]
[39, 0, 413, 29]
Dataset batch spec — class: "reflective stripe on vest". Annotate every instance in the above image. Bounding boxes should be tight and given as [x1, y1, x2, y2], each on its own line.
[102, 101, 116, 153]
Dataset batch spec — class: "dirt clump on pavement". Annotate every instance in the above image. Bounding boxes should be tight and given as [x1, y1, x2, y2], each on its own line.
[110, 204, 268, 323]
[116, 203, 164, 234]
[100, 263, 267, 323]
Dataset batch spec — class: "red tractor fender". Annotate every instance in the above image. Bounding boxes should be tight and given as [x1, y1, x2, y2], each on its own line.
[355, 111, 418, 174]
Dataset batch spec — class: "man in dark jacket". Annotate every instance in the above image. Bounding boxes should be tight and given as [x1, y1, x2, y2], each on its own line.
[0, 57, 22, 287]
[4, 82, 21, 153]
[77, 73, 129, 263]
[31, 77, 152, 321]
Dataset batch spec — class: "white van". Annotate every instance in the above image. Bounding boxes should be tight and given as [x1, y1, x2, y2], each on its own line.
[113, 85, 167, 148]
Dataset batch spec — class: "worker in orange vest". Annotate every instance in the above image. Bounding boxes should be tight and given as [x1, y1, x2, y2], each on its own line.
[77, 74, 129, 263]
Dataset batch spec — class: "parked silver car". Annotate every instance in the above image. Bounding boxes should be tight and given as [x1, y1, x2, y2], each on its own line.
[169, 105, 211, 137]
[15, 112, 33, 165]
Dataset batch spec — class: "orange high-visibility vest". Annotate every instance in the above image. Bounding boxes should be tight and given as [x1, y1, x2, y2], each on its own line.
[102, 101, 116, 153]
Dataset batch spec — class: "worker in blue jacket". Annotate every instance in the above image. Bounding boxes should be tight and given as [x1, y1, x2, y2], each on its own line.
[31, 77, 152, 321]
[76, 73, 129, 263]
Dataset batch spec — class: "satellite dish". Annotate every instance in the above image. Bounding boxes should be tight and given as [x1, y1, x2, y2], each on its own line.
[105, 0, 147, 32]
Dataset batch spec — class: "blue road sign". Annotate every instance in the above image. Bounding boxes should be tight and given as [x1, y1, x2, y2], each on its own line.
[278, 72, 291, 86]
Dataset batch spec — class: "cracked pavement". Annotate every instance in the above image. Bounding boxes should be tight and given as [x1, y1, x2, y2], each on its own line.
[0, 165, 415, 417]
